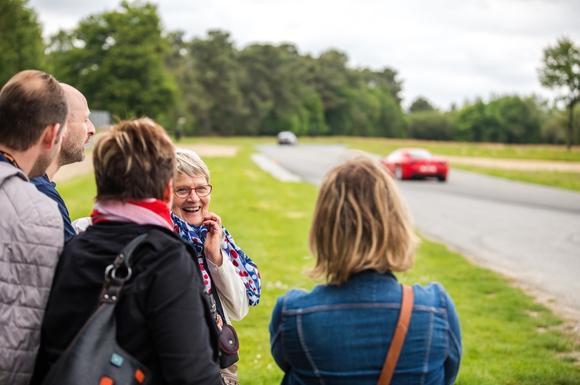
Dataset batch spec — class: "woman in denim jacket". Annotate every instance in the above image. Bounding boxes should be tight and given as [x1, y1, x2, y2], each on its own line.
[269, 156, 462, 385]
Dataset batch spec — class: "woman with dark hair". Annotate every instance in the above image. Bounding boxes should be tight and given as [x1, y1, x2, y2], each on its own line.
[270, 156, 462, 385]
[32, 118, 223, 385]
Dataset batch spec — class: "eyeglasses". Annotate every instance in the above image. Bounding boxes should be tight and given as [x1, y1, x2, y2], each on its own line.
[174, 184, 212, 198]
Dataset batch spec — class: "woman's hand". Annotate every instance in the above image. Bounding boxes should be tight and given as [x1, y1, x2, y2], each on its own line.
[203, 212, 224, 266]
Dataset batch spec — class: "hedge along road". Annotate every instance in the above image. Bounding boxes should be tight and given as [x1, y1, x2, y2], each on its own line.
[257, 144, 580, 328]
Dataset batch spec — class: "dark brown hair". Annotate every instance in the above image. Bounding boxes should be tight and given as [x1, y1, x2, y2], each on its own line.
[309, 156, 418, 285]
[93, 118, 176, 201]
[0, 70, 67, 150]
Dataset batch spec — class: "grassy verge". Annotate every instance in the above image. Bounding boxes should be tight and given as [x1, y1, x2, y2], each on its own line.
[453, 164, 580, 192]
[59, 140, 580, 384]
[299, 136, 580, 162]
[57, 173, 96, 217]
[296, 136, 580, 192]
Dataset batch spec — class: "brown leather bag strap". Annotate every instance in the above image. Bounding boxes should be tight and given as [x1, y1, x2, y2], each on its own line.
[377, 285, 414, 385]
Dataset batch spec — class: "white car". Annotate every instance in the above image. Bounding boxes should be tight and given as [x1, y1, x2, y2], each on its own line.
[277, 131, 297, 145]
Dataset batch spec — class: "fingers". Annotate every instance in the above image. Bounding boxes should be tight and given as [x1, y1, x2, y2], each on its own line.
[203, 219, 222, 234]
[204, 212, 221, 225]
[203, 212, 222, 233]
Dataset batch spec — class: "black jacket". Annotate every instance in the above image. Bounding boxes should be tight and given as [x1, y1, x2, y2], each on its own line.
[32, 222, 223, 385]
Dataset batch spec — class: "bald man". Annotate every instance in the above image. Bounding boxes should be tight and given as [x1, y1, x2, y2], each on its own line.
[32, 83, 95, 240]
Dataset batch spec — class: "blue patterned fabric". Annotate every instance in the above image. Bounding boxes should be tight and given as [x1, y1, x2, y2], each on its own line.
[172, 212, 261, 306]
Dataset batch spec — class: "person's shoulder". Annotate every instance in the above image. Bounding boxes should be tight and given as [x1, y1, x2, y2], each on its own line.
[411, 282, 456, 312]
[72, 224, 183, 252]
[1, 172, 61, 223]
[31, 175, 60, 199]
[70, 224, 193, 275]
[277, 279, 364, 310]
[145, 227, 189, 254]
[0, 171, 62, 245]
[136, 227, 197, 271]
[274, 287, 319, 314]
[0, 161, 25, 182]
[30, 174, 51, 188]
[1, 163, 29, 194]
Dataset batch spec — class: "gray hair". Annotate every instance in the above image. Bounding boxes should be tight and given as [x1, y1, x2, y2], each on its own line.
[175, 148, 210, 181]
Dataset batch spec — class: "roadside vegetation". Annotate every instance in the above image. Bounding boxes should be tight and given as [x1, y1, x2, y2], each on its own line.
[60, 140, 580, 385]
[451, 166, 580, 192]
[300, 136, 580, 162]
[297, 136, 580, 192]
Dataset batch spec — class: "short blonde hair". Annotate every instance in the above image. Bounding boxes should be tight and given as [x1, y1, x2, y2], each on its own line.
[175, 148, 210, 181]
[309, 156, 418, 285]
[93, 118, 175, 201]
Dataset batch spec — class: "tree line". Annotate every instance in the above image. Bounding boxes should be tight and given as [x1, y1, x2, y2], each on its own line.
[406, 95, 578, 145]
[1, 0, 579, 146]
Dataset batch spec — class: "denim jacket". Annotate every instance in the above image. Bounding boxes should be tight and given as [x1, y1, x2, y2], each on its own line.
[270, 271, 461, 385]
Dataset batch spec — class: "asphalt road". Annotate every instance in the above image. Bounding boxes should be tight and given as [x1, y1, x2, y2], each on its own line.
[258, 144, 580, 320]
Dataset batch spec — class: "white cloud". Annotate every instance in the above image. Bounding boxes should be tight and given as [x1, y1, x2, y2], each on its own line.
[29, 0, 580, 109]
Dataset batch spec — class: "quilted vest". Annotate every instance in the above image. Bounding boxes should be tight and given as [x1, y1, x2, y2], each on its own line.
[0, 162, 63, 385]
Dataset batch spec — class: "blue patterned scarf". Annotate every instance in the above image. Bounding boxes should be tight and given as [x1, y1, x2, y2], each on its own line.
[172, 212, 261, 306]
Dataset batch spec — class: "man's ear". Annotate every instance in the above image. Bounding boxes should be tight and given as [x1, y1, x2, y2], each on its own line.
[163, 178, 174, 208]
[40, 123, 63, 149]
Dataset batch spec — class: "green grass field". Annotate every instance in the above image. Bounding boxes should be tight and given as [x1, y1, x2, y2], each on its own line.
[59, 140, 580, 384]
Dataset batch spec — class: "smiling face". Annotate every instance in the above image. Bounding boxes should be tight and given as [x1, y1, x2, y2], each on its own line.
[172, 172, 211, 226]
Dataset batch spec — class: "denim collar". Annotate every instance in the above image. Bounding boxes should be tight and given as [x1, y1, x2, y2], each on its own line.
[349, 269, 399, 283]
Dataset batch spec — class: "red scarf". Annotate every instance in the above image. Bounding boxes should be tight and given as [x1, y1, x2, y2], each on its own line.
[90, 199, 173, 230]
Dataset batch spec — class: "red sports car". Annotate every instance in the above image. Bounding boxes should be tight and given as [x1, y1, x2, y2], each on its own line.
[381, 148, 448, 182]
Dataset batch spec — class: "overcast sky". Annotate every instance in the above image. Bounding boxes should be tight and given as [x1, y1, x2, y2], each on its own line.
[29, 0, 580, 109]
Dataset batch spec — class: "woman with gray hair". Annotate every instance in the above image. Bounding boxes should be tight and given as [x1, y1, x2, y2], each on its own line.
[171, 148, 261, 384]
